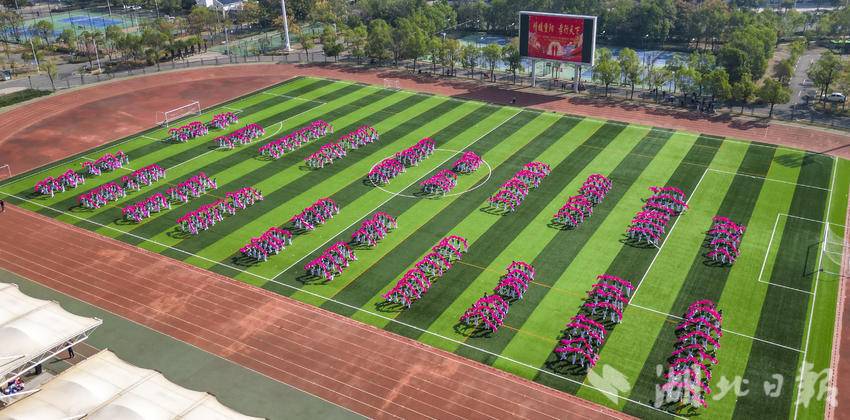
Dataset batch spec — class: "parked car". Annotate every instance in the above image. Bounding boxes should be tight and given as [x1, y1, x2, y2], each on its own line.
[824, 92, 846, 103]
[0, 70, 11, 81]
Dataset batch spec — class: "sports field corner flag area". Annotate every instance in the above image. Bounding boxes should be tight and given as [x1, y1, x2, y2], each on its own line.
[1, 75, 848, 419]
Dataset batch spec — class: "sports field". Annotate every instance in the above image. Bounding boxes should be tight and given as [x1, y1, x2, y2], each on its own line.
[1, 76, 847, 419]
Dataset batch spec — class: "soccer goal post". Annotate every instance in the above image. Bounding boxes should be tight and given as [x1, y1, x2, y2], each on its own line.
[0, 164, 11, 181]
[156, 101, 201, 127]
[383, 78, 401, 90]
[821, 224, 849, 277]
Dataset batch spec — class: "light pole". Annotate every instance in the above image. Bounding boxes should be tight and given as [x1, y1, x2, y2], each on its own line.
[280, 0, 291, 52]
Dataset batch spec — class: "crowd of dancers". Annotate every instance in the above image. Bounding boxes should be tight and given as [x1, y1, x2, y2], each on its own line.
[259, 120, 333, 160]
[240, 226, 293, 262]
[304, 242, 357, 282]
[78, 182, 126, 209]
[290, 198, 339, 231]
[555, 274, 634, 369]
[367, 138, 436, 185]
[120, 164, 166, 191]
[452, 151, 483, 174]
[459, 261, 535, 333]
[122, 193, 170, 222]
[659, 300, 723, 409]
[305, 126, 379, 169]
[82, 151, 129, 176]
[210, 112, 238, 129]
[626, 186, 688, 247]
[351, 212, 397, 247]
[552, 174, 612, 228]
[383, 235, 469, 308]
[34, 169, 85, 197]
[488, 161, 551, 212]
[215, 123, 265, 149]
[165, 172, 218, 203]
[168, 121, 208, 142]
[176, 187, 264, 235]
[706, 216, 745, 265]
[420, 170, 458, 195]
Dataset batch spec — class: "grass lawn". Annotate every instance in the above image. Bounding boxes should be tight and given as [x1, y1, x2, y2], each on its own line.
[2, 76, 847, 419]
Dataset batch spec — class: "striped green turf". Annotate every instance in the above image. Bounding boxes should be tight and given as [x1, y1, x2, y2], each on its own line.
[2, 77, 847, 420]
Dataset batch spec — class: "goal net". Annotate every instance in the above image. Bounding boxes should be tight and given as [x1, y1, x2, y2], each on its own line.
[821, 224, 849, 277]
[0, 164, 11, 182]
[156, 101, 201, 127]
[383, 78, 401, 90]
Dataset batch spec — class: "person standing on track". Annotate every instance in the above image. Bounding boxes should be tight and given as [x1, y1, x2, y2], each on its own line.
[0, 199, 5, 212]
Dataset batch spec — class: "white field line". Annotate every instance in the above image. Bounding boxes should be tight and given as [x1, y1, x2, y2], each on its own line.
[261, 91, 326, 104]
[268, 109, 524, 281]
[0, 190, 677, 418]
[708, 168, 832, 192]
[754, 213, 835, 294]
[629, 168, 708, 304]
[168, 120, 285, 171]
[629, 303, 805, 353]
[794, 157, 838, 420]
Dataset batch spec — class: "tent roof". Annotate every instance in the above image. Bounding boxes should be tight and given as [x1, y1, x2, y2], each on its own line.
[0, 283, 102, 380]
[2, 350, 263, 420]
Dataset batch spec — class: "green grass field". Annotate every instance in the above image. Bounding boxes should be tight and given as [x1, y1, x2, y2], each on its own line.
[2, 76, 848, 419]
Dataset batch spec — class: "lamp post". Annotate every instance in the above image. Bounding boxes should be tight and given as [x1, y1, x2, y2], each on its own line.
[280, 0, 291, 52]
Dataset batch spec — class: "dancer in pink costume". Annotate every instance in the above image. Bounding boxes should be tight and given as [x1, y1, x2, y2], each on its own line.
[122, 192, 170, 222]
[290, 198, 339, 231]
[259, 120, 333, 159]
[209, 112, 239, 129]
[214, 123, 265, 149]
[460, 294, 509, 332]
[706, 216, 746, 265]
[351, 212, 397, 247]
[382, 234, 468, 307]
[78, 182, 125, 209]
[452, 151, 483, 174]
[626, 185, 688, 246]
[168, 121, 208, 142]
[304, 242, 357, 281]
[488, 161, 550, 213]
[420, 170, 458, 195]
[240, 227, 293, 261]
[553, 174, 612, 228]
[658, 299, 723, 410]
[165, 172, 218, 203]
[554, 274, 633, 370]
[176, 187, 263, 235]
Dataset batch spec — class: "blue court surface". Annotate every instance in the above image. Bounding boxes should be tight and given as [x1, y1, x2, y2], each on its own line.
[60, 15, 123, 29]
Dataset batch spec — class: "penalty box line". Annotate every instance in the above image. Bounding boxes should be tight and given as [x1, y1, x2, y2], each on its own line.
[0, 189, 679, 419]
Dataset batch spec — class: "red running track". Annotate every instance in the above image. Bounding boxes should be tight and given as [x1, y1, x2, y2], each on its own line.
[0, 205, 633, 420]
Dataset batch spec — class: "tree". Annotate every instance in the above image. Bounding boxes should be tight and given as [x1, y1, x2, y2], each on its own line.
[717, 46, 748, 83]
[618, 48, 641, 99]
[774, 58, 794, 85]
[319, 24, 342, 61]
[808, 51, 843, 99]
[481, 43, 501, 82]
[646, 66, 670, 102]
[105, 25, 124, 60]
[732, 72, 756, 114]
[187, 5, 215, 36]
[41, 59, 57, 91]
[344, 24, 367, 64]
[593, 48, 620, 97]
[441, 38, 460, 76]
[757, 78, 791, 117]
[501, 41, 521, 84]
[705, 68, 732, 101]
[689, 51, 716, 95]
[427, 36, 442, 74]
[366, 19, 392, 64]
[57, 29, 78, 54]
[32, 20, 54, 47]
[396, 16, 427, 71]
[460, 43, 479, 78]
[294, 25, 315, 61]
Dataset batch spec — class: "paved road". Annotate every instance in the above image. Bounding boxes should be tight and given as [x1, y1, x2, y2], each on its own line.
[772, 46, 850, 130]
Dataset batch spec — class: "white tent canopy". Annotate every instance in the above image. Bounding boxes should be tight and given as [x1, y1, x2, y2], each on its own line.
[1, 350, 263, 420]
[0, 283, 101, 384]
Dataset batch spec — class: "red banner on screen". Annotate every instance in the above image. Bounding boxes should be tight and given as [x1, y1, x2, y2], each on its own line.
[527, 14, 585, 62]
